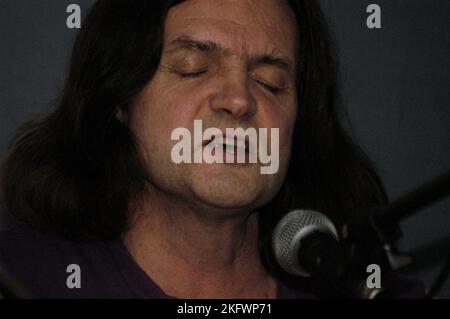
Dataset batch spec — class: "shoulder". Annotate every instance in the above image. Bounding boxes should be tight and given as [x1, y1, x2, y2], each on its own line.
[0, 227, 73, 273]
[0, 227, 128, 298]
[0, 227, 92, 268]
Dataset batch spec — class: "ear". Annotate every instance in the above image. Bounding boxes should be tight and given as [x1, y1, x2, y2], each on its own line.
[116, 108, 128, 125]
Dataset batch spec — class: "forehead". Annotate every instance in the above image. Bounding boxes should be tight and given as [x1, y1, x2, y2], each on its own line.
[164, 0, 297, 61]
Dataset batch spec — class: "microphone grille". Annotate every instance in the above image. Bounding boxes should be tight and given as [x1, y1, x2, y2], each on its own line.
[272, 209, 339, 276]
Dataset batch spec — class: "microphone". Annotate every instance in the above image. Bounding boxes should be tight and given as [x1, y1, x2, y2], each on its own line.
[272, 209, 383, 298]
[272, 209, 341, 278]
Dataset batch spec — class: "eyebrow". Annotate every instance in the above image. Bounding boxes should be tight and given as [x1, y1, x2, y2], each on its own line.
[166, 35, 293, 71]
[167, 35, 226, 54]
[251, 54, 292, 71]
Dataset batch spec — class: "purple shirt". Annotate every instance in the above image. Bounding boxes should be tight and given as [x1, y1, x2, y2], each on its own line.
[0, 228, 315, 298]
[0, 228, 424, 299]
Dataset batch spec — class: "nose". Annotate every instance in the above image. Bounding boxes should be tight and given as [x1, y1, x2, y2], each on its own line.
[209, 72, 256, 120]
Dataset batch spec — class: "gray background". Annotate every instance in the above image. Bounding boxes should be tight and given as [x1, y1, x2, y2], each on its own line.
[0, 0, 449, 297]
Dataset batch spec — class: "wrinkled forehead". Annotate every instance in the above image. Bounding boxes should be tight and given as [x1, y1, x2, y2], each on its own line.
[164, 0, 297, 63]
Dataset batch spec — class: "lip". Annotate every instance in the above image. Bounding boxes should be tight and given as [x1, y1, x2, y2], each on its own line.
[203, 132, 251, 152]
[209, 138, 247, 155]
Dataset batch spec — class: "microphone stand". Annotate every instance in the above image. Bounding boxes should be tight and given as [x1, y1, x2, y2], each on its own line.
[308, 170, 450, 299]
[364, 170, 450, 298]
[374, 170, 450, 235]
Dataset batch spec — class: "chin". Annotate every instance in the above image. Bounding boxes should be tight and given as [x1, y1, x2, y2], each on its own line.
[188, 163, 269, 210]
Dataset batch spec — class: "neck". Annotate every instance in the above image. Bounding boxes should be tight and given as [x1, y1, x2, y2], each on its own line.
[122, 184, 277, 298]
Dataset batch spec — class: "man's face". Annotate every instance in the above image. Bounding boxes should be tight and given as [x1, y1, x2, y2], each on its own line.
[129, 0, 298, 213]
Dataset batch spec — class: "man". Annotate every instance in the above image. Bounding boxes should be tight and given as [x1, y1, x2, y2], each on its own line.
[0, 0, 423, 298]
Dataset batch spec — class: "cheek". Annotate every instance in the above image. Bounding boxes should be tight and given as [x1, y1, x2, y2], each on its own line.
[130, 79, 214, 172]
[132, 84, 195, 142]
[145, 74, 211, 124]
[257, 97, 297, 148]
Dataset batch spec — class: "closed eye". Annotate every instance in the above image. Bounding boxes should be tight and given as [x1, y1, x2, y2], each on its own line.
[256, 79, 283, 94]
[178, 69, 208, 78]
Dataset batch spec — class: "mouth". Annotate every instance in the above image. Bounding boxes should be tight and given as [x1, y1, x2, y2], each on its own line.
[204, 135, 250, 155]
